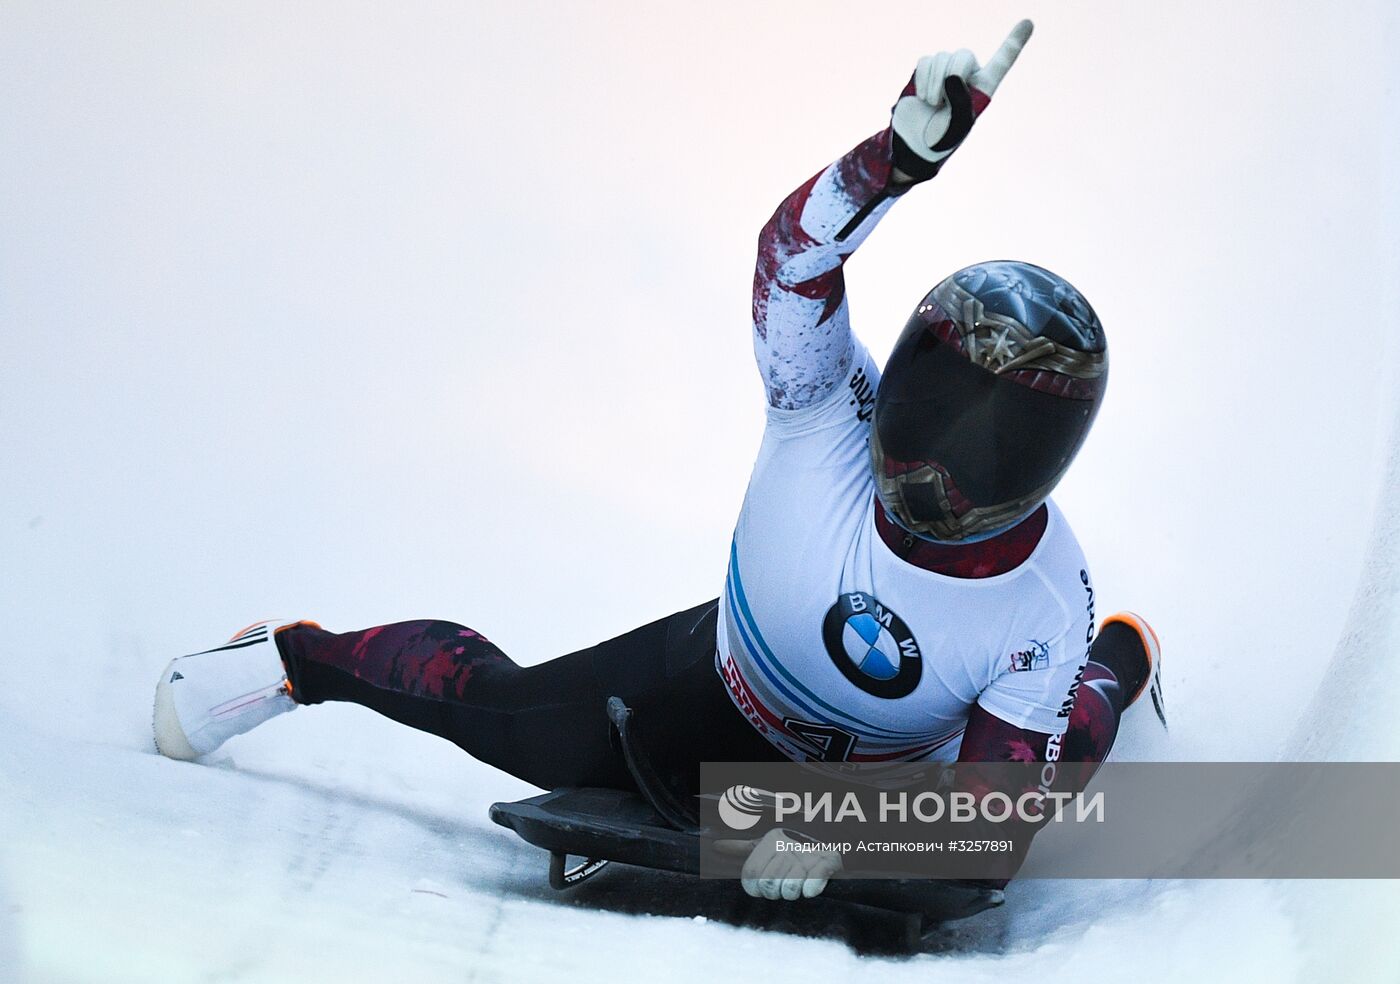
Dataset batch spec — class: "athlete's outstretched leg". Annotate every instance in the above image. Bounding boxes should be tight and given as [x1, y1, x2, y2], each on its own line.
[155, 601, 807, 787]
[277, 619, 646, 791]
[275, 601, 784, 792]
[152, 617, 585, 777]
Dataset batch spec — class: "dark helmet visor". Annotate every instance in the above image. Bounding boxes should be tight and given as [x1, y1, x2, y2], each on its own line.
[874, 328, 1101, 508]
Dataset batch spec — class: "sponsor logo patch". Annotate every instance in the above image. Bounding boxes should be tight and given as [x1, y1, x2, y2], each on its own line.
[821, 592, 922, 699]
[1008, 639, 1050, 673]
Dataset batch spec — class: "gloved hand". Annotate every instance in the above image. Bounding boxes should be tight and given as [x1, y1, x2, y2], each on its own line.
[890, 18, 1034, 183]
[717, 828, 843, 901]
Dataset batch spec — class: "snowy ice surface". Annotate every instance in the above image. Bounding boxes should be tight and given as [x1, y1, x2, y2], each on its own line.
[2, 3, 1399, 981]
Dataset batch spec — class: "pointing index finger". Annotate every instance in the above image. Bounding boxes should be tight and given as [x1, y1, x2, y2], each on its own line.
[973, 18, 1034, 96]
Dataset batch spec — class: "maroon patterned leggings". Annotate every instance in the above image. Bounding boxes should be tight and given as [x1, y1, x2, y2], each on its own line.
[275, 601, 782, 793]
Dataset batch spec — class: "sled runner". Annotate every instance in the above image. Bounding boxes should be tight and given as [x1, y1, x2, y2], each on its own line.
[489, 698, 1003, 951]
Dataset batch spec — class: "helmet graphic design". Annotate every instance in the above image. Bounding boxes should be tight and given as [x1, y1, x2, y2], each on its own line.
[871, 261, 1107, 542]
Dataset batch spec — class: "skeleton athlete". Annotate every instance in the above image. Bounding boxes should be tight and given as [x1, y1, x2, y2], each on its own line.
[153, 19, 1166, 903]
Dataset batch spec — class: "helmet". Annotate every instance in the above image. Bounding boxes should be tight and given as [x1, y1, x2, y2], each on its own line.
[870, 260, 1107, 542]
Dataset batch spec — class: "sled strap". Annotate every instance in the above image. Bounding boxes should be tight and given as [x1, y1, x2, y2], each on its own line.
[606, 696, 700, 831]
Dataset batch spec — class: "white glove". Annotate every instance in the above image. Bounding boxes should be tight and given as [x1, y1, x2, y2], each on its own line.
[890, 19, 1034, 181]
[717, 828, 843, 901]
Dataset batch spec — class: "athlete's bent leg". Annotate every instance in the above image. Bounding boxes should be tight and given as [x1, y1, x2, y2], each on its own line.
[1060, 613, 1163, 764]
[955, 614, 1163, 886]
[960, 613, 1160, 768]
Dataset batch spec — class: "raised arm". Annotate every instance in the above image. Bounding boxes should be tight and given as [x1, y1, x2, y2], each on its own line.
[751, 20, 1034, 411]
[751, 130, 899, 411]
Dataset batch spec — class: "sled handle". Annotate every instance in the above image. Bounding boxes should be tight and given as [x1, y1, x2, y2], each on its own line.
[606, 696, 700, 831]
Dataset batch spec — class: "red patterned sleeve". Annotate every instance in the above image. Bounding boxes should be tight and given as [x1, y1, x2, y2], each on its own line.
[751, 129, 904, 410]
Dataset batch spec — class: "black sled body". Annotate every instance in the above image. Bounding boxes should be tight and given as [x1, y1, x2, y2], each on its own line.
[488, 699, 1002, 952]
